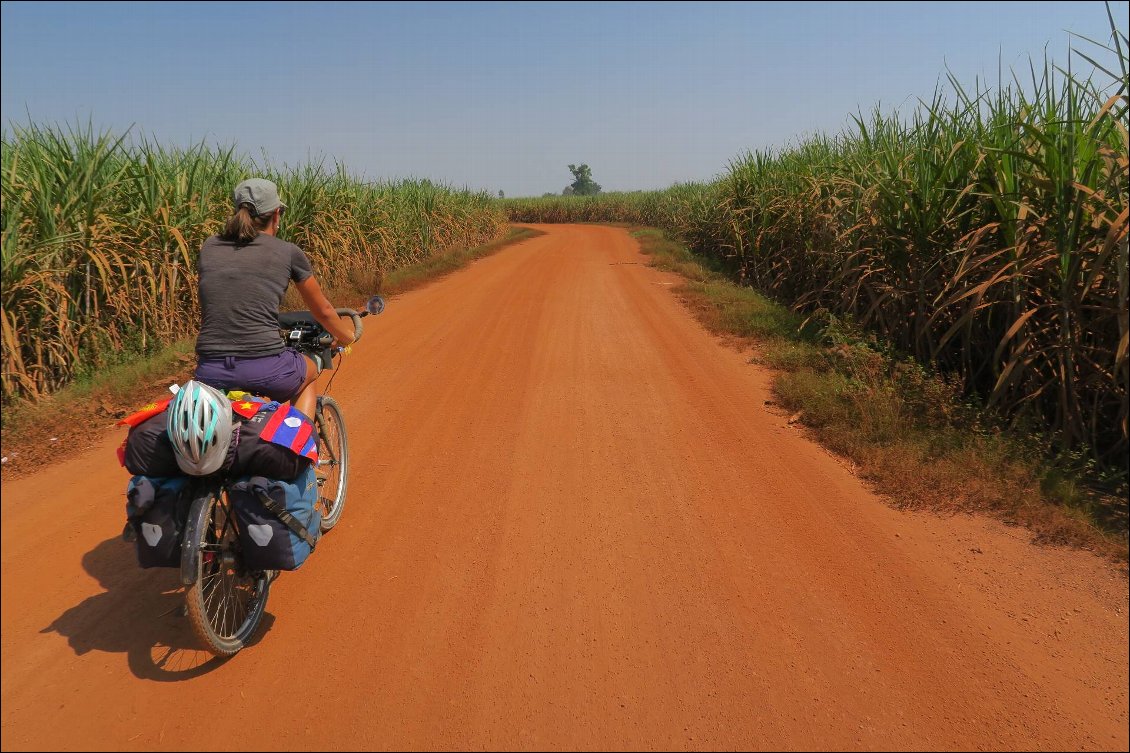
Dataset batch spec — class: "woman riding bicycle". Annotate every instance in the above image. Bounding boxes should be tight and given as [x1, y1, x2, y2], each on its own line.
[192, 178, 355, 419]
[155, 179, 372, 656]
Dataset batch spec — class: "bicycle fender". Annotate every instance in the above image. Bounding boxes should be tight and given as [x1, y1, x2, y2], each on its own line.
[180, 486, 215, 586]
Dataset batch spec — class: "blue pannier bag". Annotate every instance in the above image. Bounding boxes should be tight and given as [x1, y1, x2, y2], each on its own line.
[124, 475, 195, 568]
[228, 466, 321, 571]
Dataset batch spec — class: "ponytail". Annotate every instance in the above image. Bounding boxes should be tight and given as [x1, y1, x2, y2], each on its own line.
[221, 203, 272, 245]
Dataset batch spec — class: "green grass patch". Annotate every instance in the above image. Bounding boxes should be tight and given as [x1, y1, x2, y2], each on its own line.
[628, 226, 1128, 561]
[631, 227, 726, 283]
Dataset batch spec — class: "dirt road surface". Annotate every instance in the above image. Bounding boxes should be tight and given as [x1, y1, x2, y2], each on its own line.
[2, 224, 1127, 751]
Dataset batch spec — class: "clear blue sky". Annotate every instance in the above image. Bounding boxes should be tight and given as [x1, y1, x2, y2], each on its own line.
[2, 1, 1126, 197]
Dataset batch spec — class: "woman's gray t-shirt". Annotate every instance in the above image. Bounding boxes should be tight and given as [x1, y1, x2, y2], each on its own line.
[195, 234, 313, 357]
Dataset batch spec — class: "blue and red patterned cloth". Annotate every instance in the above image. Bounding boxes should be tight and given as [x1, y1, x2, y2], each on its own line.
[258, 403, 319, 462]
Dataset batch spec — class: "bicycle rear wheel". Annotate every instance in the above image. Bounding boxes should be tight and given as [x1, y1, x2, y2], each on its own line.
[315, 395, 349, 531]
[184, 487, 270, 656]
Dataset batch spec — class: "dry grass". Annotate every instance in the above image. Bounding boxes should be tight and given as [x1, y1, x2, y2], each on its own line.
[632, 226, 1128, 563]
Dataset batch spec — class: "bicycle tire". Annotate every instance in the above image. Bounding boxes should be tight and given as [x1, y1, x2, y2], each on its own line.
[184, 487, 270, 656]
[315, 395, 349, 531]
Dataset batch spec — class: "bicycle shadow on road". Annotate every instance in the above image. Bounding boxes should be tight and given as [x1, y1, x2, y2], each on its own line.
[41, 536, 276, 682]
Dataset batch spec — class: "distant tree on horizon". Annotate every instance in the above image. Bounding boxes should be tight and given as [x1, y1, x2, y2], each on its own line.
[566, 164, 601, 196]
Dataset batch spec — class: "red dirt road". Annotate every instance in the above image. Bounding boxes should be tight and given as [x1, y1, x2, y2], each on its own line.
[2, 224, 1127, 751]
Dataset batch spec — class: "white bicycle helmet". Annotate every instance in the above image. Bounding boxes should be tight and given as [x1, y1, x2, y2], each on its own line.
[167, 380, 233, 476]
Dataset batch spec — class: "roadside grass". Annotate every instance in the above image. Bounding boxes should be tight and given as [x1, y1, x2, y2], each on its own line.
[630, 227, 1129, 562]
[0, 226, 543, 477]
[0, 339, 198, 476]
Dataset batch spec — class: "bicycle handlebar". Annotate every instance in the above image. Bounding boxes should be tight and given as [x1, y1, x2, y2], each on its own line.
[335, 308, 364, 343]
[280, 297, 382, 361]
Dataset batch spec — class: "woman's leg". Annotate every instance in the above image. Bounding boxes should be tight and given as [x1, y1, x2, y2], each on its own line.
[294, 355, 320, 418]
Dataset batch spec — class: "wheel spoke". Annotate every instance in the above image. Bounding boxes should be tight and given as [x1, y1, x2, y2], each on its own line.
[219, 577, 231, 635]
[203, 576, 219, 615]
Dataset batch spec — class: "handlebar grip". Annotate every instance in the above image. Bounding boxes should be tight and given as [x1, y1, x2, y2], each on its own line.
[335, 308, 362, 343]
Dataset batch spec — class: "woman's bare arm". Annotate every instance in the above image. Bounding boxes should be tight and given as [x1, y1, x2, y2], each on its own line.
[294, 276, 356, 346]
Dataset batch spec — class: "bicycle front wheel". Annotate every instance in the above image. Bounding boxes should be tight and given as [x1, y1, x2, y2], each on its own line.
[315, 395, 349, 531]
[184, 487, 270, 656]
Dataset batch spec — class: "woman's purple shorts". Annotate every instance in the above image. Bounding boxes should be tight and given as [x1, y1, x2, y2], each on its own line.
[194, 348, 308, 402]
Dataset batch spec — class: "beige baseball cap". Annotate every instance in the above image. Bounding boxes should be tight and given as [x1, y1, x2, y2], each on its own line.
[232, 178, 287, 216]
